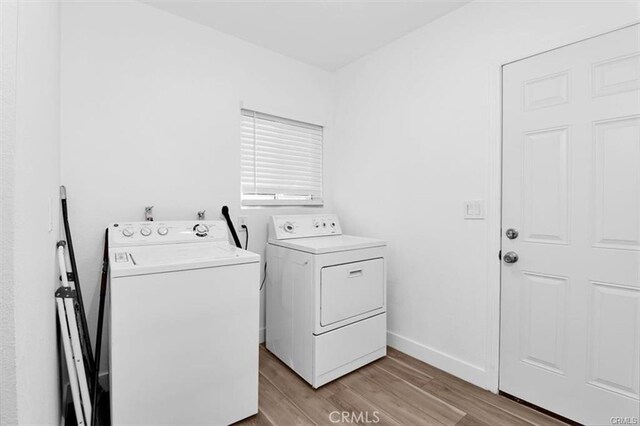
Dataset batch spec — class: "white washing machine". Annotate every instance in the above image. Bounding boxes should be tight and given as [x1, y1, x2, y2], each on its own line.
[108, 220, 260, 425]
[266, 214, 386, 388]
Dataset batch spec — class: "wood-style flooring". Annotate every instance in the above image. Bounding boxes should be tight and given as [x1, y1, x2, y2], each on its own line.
[236, 346, 568, 426]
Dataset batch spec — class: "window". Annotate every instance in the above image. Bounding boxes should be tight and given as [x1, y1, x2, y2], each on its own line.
[241, 109, 323, 206]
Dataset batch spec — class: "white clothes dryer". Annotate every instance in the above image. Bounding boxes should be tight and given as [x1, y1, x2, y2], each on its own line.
[266, 214, 386, 388]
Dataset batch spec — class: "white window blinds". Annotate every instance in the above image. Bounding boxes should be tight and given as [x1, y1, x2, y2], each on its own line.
[241, 109, 323, 206]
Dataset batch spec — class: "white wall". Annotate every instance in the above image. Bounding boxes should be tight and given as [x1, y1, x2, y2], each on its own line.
[329, 0, 640, 390]
[0, 1, 19, 423]
[61, 1, 332, 372]
[1, 0, 62, 423]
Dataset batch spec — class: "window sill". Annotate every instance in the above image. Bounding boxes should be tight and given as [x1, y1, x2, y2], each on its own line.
[241, 199, 323, 207]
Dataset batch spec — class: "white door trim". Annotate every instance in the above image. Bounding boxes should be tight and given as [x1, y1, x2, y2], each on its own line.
[486, 19, 640, 394]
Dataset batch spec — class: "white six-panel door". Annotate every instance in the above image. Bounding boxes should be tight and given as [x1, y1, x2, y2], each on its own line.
[500, 24, 640, 425]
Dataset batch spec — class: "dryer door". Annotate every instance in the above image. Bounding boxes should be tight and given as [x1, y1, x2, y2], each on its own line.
[320, 258, 384, 326]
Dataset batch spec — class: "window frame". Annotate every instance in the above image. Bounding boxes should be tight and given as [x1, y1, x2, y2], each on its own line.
[240, 109, 324, 207]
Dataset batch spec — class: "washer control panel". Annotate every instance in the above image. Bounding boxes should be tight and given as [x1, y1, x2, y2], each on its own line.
[109, 220, 228, 247]
[270, 214, 342, 240]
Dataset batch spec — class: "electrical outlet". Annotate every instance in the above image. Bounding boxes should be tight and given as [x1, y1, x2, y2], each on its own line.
[238, 216, 248, 227]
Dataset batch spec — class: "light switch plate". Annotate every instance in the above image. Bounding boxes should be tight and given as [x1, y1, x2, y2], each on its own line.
[463, 200, 484, 220]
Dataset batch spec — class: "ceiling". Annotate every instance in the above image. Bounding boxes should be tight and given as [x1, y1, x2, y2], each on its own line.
[143, 1, 471, 71]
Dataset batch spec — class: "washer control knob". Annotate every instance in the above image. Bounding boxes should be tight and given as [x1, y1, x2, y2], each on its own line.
[283, 222, 295, 233]
[140, 227, 152, 237]
[330, 221, 336, 228]
[122, 228, 134, 237]
[194, 224, 209, 236]
[157, 227, 168, 236]
[312, 220, 320, 228]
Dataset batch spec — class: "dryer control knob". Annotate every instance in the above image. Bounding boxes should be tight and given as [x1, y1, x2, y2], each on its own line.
[283, 222, 294, 233]
[140, 227, 152, 237]
[122, 228, 134, 237]
[157, 227, 168, 236]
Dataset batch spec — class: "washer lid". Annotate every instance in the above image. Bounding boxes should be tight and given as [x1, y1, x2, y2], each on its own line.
[109, 241, 260, 277]
[268, 234, 385, 255]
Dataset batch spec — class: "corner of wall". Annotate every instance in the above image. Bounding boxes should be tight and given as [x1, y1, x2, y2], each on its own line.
[10, 0, 63, 424]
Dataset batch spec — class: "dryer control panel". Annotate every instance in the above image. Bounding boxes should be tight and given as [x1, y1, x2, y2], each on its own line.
[109, 220, 229, 247]
[269, 214, 342, 240]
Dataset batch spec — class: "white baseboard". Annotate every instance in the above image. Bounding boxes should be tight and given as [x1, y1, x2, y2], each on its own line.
[387, 331, 488, 389]
[259, 327, 265, 344]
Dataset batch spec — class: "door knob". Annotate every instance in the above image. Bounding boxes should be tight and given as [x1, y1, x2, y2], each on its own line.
[506, 228, 519, 239]
[503, 251, 519, 264]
